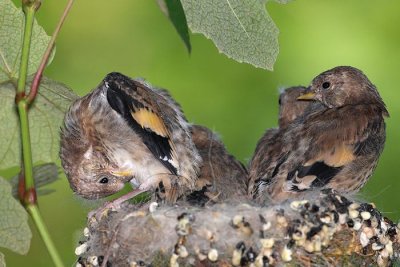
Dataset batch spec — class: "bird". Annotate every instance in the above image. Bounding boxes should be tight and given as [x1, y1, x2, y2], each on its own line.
[278, 86, 310, 129]
[60, 72, 202, 205]
[249, 66, 389, 203]
[248, 86, 310, 197]
[251, 86, 310, 161]
[183, 124, 249, 206]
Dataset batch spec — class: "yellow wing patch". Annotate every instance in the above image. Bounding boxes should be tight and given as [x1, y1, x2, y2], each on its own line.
[131, 108, 168, 137]
[131, 108, 179, 168]
[306, 144, 355, 167]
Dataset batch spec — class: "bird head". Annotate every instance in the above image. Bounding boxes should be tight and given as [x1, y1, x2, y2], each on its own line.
[278, 86, 310, 128]
[60, 94, 134, 200]
[297, 66, 388, 115]
[60, 143, 134, 200]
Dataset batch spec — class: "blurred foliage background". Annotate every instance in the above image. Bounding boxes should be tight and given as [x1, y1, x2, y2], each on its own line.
[3, 0, 400, 266]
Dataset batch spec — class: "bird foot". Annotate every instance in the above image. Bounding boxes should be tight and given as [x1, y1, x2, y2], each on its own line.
[88, 189, 146, 221]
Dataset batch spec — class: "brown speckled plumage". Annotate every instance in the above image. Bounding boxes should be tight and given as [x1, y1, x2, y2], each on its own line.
[184, 125, 248, 205]
[248, 86, 311, 199]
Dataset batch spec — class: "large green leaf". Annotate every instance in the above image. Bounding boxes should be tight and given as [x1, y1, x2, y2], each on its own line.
[158, 0, 191, 52]
[180, 0, 286, 70]
[0, 177, 31, 255]
[0, 0, 52, 83]
[0, 77, 78, 170]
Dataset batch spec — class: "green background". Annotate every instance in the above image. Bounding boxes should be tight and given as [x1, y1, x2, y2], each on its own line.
[3, 0, 400, 266]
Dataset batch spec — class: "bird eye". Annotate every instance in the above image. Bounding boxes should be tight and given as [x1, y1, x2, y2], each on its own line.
[99, 177, 109, 184]
[278, 96, 282, 105]
[322, 82, 330, 89]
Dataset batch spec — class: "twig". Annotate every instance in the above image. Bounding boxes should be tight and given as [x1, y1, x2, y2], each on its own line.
[26, 0, 75, 104]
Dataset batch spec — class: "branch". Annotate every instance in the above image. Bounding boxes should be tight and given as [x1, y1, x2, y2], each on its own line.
[26, 0, 75, 104]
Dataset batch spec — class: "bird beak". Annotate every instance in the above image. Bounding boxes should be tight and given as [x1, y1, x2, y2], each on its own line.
[111, 170, 133, 177]
[297, 92, 316, 100]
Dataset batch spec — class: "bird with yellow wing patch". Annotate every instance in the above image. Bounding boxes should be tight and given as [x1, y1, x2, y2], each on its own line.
[60, 72, 202, 206]
[250, 66, 389, 203]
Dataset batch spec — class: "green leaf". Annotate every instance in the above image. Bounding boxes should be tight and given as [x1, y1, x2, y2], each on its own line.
[10, 163, 60, 198]
[0, 77, 78, 170]
[158, 0, 191, 52]
[180, 0, 284, 70]
[0, 0, 52, 83]
[0, 176, 31, 255]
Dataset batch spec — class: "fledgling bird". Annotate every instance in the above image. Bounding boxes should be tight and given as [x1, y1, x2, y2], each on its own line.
[60, 72, 202, 204]
[251, 86, 310, 158]
[278, 86, 310, 128]
[249, 66, 389, 203]
[184, 125, 248, 205]
[248, 86, 310, 196]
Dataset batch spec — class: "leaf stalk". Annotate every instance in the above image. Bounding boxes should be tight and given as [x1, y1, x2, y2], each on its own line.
[16, 6, 35, 96]
[27, 0, 75, 104]
[13, 0, 75, 266]
[27, 205, 64, 267]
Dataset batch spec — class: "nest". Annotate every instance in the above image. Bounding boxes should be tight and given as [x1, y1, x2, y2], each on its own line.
[75, 190, 400, 267]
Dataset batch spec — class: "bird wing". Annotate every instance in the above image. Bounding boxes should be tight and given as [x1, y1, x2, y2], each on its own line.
[188, 124, 248, 205]
[284, 105, 383, 192]
[248, 128, 289, 197]
[105, 75, 179, 175]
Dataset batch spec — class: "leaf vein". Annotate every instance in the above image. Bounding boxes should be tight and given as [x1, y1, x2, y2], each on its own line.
[225, 0, 250, 39]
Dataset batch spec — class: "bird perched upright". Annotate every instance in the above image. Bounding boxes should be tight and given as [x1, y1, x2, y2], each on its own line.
[60, 72, 202, 203]
[248, 86, 310, 196]
[249, 66, 389, 203]
[184, 125, 248, 205]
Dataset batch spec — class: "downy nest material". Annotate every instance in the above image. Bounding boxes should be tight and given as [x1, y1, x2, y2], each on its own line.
[76, 189, 400, 267]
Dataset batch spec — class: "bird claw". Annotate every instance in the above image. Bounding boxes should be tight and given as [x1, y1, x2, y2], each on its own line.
[87, 189, 146, 221]
[88, 201, 121, 221]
